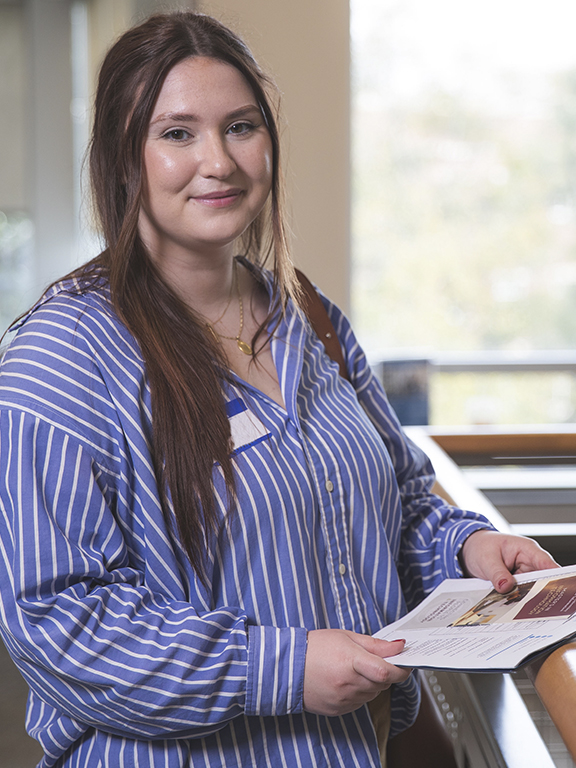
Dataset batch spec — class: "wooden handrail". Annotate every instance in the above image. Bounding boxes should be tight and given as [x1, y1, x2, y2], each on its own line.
[424, 426, 576, 464]
[406, 425, 576, 762]
[405, 427, 512, 531]
[526, 643, 576, 761]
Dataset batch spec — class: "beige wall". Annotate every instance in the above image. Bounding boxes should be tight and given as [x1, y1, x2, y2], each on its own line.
[197, 0, 351, 311]
[0, 0, 350, 311]
[0, 5, 27, 211]
[87, 0, 195, 99]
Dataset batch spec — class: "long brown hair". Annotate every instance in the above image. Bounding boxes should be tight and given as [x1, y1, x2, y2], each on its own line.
[85, 12, 296, 580]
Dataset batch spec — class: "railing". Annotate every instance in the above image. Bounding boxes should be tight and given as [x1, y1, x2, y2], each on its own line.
[375, 351, 576, 427]
[433, 350, 576, 373]
[527, 642, 576, 762]
[406, 425, 576, 767]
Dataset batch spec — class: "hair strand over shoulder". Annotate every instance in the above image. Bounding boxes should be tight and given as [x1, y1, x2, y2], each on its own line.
[82, 11, 299, 581]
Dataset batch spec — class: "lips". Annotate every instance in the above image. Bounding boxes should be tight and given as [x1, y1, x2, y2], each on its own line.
[192, 188, 244, 208]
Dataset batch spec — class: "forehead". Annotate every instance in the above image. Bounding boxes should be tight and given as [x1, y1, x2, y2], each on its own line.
[151, 56, 258, 118]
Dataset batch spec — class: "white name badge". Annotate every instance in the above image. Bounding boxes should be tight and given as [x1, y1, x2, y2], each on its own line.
[225, 398, 271, 455]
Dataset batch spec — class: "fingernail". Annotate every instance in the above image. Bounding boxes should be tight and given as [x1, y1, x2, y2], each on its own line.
[498, 579, 508, 590]
[392, 638, 406, 643]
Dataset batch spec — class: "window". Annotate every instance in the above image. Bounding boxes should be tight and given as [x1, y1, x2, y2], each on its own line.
[352, 0, 576, 425]
[0, 0, 190, 343]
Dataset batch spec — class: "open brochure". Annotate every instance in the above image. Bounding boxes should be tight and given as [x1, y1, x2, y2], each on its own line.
[374, 564, 576, 672]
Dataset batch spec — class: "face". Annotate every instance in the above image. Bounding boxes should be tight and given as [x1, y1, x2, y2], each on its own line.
[138, 56, 273, 267]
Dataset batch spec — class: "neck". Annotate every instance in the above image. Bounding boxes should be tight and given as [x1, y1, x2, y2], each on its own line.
[138, 213, 239, 315]
[155, 252, 239, 322]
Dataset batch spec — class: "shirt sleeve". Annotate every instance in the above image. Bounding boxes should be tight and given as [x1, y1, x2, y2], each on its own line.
[0, 408, 306, 743]
[322, 296, 493, 610]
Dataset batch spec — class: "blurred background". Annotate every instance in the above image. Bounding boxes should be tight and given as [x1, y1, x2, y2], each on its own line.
[2, 1, 576, 766]
[353, 0, 576, 428]
[3, 0, 576, 430]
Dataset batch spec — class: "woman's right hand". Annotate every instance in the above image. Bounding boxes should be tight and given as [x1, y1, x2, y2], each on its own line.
[303, 629, 411, 717]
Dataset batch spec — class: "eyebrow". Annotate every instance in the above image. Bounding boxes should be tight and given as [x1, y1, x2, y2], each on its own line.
[150, 104, 262, 126]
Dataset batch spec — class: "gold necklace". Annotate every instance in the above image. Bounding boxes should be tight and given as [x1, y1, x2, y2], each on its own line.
[206, 261, 253, 356]
[210, 275, 235, 326]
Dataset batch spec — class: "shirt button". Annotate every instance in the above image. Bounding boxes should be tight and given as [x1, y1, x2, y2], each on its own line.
[325, 480, 334, 492]
[338, 563, 346, 575]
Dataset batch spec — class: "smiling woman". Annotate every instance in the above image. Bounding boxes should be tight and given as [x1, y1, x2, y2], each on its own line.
[0, 9, 558, 768]
[138, 56, 285, 407]
[139, 57, 273, 274]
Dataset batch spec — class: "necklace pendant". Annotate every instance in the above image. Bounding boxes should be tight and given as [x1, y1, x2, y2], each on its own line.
[237, 339, 253, 355]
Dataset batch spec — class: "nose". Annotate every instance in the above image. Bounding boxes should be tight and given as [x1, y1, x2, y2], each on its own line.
[198, 133, 237, 179]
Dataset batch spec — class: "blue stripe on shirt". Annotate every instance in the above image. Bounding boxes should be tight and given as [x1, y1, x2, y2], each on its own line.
[0, 262, 491, 767]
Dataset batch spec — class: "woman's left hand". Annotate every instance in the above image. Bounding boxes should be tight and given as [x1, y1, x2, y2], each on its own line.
[460, 529, 560, 593]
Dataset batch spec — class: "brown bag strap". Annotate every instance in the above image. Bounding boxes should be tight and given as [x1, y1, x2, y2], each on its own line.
[294, 269, 350, 382]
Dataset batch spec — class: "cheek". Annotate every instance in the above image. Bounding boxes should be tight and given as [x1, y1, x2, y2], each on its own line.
[251, 138, 273, 189]
[143, 146, 187, 192]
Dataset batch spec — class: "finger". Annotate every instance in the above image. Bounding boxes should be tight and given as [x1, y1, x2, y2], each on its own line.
[515, 558, 559, 574]
[475, 547, 517, 593]
[351, 644, 412, 686]
[493, 572, 516, 593]
[353, 652, 412, 687]
[463, 531, 523, 592]
[512, 542, 560, 573]
[349, 633, 407, 659]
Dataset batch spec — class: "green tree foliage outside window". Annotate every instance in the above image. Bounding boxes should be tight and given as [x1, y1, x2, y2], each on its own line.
[352, 0, 576, 424]
[353, 0, 576, 356]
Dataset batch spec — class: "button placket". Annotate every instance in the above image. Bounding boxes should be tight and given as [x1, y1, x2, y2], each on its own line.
[298, 420, 360, 627]
[322, 477, 351, 581]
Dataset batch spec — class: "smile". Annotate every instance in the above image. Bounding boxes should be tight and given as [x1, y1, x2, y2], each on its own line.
[192, 189, 244, 208]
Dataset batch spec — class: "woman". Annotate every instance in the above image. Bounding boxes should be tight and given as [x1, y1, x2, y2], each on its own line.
[0, 11, 556, 768]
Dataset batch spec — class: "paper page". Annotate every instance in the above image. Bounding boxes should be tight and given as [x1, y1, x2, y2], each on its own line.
[374, 565, 576, 671]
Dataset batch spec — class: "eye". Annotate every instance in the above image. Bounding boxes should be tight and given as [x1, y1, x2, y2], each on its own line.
[227, 121, 254, 136]
[162, 128, 191, 141]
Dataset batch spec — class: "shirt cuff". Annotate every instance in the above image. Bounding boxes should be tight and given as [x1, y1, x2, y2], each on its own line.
[245, 625, 308, 717]
[445, 521, 495, 579]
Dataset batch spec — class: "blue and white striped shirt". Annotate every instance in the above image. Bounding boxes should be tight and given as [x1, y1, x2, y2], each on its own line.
[0, 261, 489, 767]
